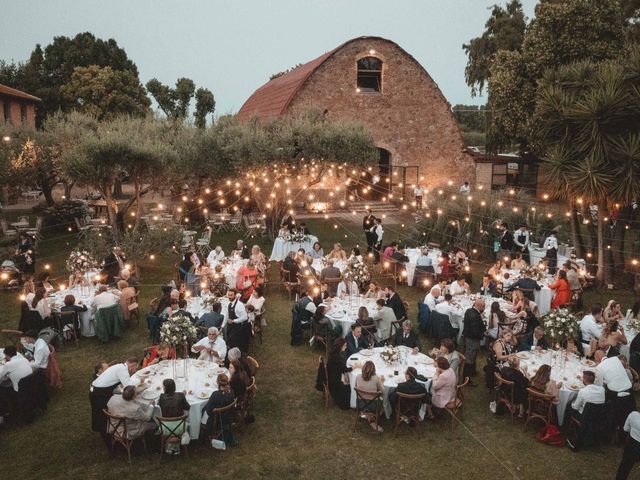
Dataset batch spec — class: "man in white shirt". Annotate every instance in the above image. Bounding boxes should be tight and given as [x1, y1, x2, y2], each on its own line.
[513, 224, 530, 263]
[616, 411, 640, 479]
[0, 346, 32, 419]
[449, 277, 470, 296]
[435, 293, 461, 329]
[580, 304, 604, 345]
[371, 218, 383, 264]
[206, 246, 225, 267]
[191, 327, 227, 363]
[423, 286, 443, 310]
[569, 371, 605, 419]
[22, 330, 50, 371]
[595, 351, 632, 399]
[459, 181, 471, 194]
[91, 285, 119, 313]
[543, 231, 559, 274]
[413, 185, 423, 210]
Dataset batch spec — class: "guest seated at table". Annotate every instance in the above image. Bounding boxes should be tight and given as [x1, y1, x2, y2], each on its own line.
[22, 277, 36, 304]
[209, 266, 229, 297]
[298, 222, 311, 235]
[158, 378, 190, 455]
[580, 304, 605, 345]
[117, 280, 137, 322]
[327, 338, 355, 410]
[348, 247, 363, 263]
[423, 286, 443, 310]
[170, 298, 194, 323]
[488, 260, 502, 281]
[250, 246, 268, 275]
[478, 274, 497, 296]
[363, 281, 382, 300]
[337, 278, 359, 298]
[449, 276, 470, 296]
[487, 301, 506, 341]
[372, 299, 396, 343]
[327, 243, 347, 262]
[518, 326, 549, 352]
[356, 305, 375, 329]
[61, 293, 88, 317]
[389, 367, 427, 418]
[604, 300, 624, 322]
[0, 346, 32, 420]
[232, 240, 250, 260]
[247, 288, 265, 314]
[392, 319, 421, 352]
[426, 356, 457, 419]
[601, 320, 627, 357]
[415, 247, 435, 273]
[499, 357, 528, 417]
[142, 342, 176, 367]
[119, 268, 139, 291]
[507, 273, 541, 302]
[320, 260, 341, 297]
[277, 224, 290, 237]
[435, 293, 461, 331]
[282, 251, 299, 282]
[530, 364, 561, 405]
[510, 253, 527, 270]
[549, 270, 571, 309]
[69, 270, 89, 289]
[493, 328, 517, 368]
[202, 374, 237, 447]
[345, 324, 370, 356]
[206, 246, 225, 266]
[391, 245, 410, 266]
[21, 329, 50, 372]
[191, 327, 227, 363]
[236, 260, 259, 301]
[620, 356, 640, 390]
[561, 336, 584, 357]
[195, 302, 224, 331]
[566, 371, 604, 424]
[430, 338, 459, 381]
[34, 272, 54, 294]
[178, 253, 194, 281]
[226, 348, 255, 378]
[309, 242, 324, 259]
[384, 286, 406, 320]
[91, 285, 119, 315]
[228, 359, 250, 399]
[355, 361, 384, 432]
[159, 299, 178, 322]
[312, 304, 332, 339]
[153, 286, 173, 317]
[106, 385, 156, 439]
[29, 286, 51, 322]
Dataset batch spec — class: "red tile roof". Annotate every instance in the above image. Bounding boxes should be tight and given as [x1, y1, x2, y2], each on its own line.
[236, 48, 338, 120]
[0, 83, 41, 102]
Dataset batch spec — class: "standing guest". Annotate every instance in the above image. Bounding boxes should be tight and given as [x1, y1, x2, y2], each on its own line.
[549, 270, 571, 309]
[371, 218, 384, 264]
[513, 224, 530, 263]
[567, 371, 604, 423]
[202, 374, 237, 448]
[21, 330, 50, 372]
[103, 246, 125, 285]
[206, 246, 225, 266]
[89, 358, 138, 439]
[355, 361, 385, 432]
[616, 411, 640, 480]
[373, 298, 396, 343]
[530, 364, 561, 405]
[191, 327, 227, 363]
[543, 231, 559, 274]
[392, 319, 421, 352]
[518, 326, 549, 352]
[158, 378, 190, 455]
[384, 286, 406, 320]
[595, 351, 633, 400]
[478, 274, 497, 296]
[117, 280, 136, 322]
[498, 226, 514, 262]
[225, 289, 249, 352]
[414, 184, 424, 209]
[326, 338, 356, 410]
[463, 297, 486, 383]
[0, 346, 32, 419]
[319, 260, 341, 297]
[427, 357, 457, 418]
[362, 209, 376, 255]
[345, 324, 371, 355]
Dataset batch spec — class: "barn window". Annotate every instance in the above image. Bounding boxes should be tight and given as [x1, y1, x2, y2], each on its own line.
[357, 57, 382, 92]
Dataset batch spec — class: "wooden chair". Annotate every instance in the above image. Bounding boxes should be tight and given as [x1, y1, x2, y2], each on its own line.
[128, 294, 140, 325]
[494, 372, 516, 422]
[393, 392, 426, 437]
[524, 387, 555, 430]
[236, 376, 257, 429]
[252, 309, 265, 345]
[353, 388, 383, 434]
[319, 356, 329, 407]
[246, 356, 260, 377]
[456, 352, 466, 385]
[208, 399, 237, 445]
[570, 289, 583, 311]
[445, 377, 469, 431]
[280, 267, 300, 301]
[103, 409, 147, 464]
[157, 414, 189, 460]
[52, 310, 79, 346]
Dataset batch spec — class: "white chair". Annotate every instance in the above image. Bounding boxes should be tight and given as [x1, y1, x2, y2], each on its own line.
[0, 219, 17, 238]
[74, 217, 92, 238]
[196, 228, 212, 256]
[26, 216, 43, 240]
[228, 212, 243, 232]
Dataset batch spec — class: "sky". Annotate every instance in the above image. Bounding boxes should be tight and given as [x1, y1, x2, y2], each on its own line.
[1, 0, 538, 115]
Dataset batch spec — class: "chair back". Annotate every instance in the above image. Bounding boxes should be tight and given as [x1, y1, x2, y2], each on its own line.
[456, 352, 466, 383]
[209, 399, 237, 438]
[104, 409, 129, 441]
[396, 391, 426, 420]
[318, 355, 329, 406]
[149, 297, 159, 314]
[246, 355, 259, 376]
[355, 388, 382, 413]
[157, 413, 188, 439]
[494, 371, 515, 403]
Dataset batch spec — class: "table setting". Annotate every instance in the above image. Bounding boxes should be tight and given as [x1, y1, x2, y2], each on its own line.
[346, 346, 436, 418]
[47, 285, 106, 337]
[129, 358, 228, 439]
[270, 234, 318, 262]
[325, 296, 378, 337]
[405, 248, 443, 286]
[186, 296, 231, 327]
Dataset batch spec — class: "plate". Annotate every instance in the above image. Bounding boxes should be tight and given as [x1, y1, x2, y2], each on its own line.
[215, 367, 227, 374]
[516, 352, 530, 359]
[360, 349, 374, 356]
[581, 359, 596, 367]
[417, 357, 434, 365]
[568, 384, 582, 391]
[142, 388, 161, 400]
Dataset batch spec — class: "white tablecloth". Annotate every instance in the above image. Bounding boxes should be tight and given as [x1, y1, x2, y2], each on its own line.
[186, 297, 231, 328]
[405, 248, 442, 286]
[325, 297, 378, 337]
[503, 269, 552, 316]
[130, 359, 229, 440]
[310, 258, 346, 274]
[517, 350, 594, 425]
[347, 346, 435, 418]
[270, 235, 318, 261]
[49, 285, 101, 337]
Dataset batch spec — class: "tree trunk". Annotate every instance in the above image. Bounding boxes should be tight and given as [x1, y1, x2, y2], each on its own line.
[595, 203, 605, 286]
[63, 180, 75, 201]
[41, 182, 55, 206]
[568, 204, 584, 258]
[113, 178, 123, 198]
[102, 186, 119, 238]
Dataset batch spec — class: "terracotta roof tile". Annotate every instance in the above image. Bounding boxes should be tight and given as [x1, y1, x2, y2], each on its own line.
[0, 83, 41, 102]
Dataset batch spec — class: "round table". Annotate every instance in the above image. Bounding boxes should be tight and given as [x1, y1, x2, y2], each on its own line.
[325, 297, 378, 337]
[48, 285, 101, 337]
[270, 235, 318, 262]
[346, 346, 436, 418]
[516, 349, 595, 425]
[129, 359, 229, 440]
[186, 296, 231, 327]
[405, 248, 442, 286]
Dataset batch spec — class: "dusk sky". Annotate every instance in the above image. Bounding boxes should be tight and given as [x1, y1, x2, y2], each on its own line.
[1, 0, 537, 115]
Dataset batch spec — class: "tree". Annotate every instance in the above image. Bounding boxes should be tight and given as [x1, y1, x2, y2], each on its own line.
[463, 0, 526, 96]
[0, 32, 141, 124]
[60, 66, 151, 120]
[146, 78, 215, 127]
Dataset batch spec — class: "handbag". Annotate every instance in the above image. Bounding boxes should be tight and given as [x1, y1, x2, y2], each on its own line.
[536, 424, 564, 446]
[211, 438, 226, 450]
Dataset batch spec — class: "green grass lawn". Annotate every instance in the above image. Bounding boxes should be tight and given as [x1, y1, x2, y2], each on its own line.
[0, 216, 636, 479]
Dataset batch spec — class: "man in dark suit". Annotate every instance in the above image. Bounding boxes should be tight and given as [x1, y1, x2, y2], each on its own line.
[389, 367, 427, 416]
[392, 320, 421, 351]
[363, 209, 375, 254]
[195, 303, 224, 331]
[384, 286, 406, 320]
[320, 260, 342, 297]
[506, 272, 541, 300]
[345, 324, 370, 356]
[234, 240, 250, 260]
[103, 246, 125, 285]
[518, 326, 549, 352]
[463, 297, 486, 383]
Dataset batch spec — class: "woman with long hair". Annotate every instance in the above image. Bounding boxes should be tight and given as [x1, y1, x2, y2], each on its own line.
[326, 337, 355, 409]
[354, 361, 384, 432]
[601, 320, 627, 357]
[30, 286, 51, 321]
[549, 270, 571, 309]
[529, 363, 561, 405]
[229, 359, 250, 399]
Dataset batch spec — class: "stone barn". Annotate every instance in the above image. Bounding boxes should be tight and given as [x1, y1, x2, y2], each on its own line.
[237, 36, 475, 199]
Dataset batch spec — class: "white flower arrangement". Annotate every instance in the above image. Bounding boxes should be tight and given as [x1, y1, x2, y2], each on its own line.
[65, 250, 98, 273]
[542, 308, 579, 343]
[159, 314, 198, 348]
[343, 257, 371, 289]
[281, 232, 310, 243]
[520, 265, 546, 282]
[379, 346, 400, 366]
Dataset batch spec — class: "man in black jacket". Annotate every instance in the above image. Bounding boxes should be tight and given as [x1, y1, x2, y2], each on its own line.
[506, 272, 541, 300]
[103, 246, 125, 285]
[517, 326, 549, 352]
[384, 286, 407, 320]
[345, 324, 370, 356]
[392, 320, 421, 351]
[463, 297, 486, 383]
[363, 209, 376, 254]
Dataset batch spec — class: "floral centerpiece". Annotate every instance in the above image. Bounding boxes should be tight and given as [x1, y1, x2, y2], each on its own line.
[627, 318, 640, 334]
[542, 308, 579, 344]
[343, 256, 371, 290]
[521, 265, 546, 282]
[65, 250, 98, 273]
[379, 346, 400, 366]
[282, 232, 310, 243]
[159, 314, 198, 352]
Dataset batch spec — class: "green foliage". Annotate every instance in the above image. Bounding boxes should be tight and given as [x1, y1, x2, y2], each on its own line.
[146, 78, 216, 127]
[35, 200, 91, 232]
[453, 104, 487, 132]
[194, 88, 215, 129]
[60, 65, 151, 120]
